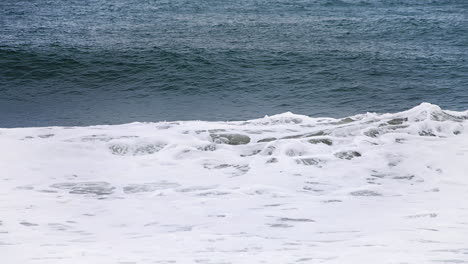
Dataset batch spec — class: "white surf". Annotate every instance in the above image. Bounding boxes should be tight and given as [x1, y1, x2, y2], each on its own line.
[1, 103, 468, 263]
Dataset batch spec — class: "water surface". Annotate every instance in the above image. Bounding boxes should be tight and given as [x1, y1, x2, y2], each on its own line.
[1, 0, 467, 127]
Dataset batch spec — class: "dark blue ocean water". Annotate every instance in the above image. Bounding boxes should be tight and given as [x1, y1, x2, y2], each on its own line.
[1, 0, 467, 127]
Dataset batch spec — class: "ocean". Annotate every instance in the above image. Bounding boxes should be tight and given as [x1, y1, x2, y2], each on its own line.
[1, 0, 467, 127]
[1, 1, 468, 263]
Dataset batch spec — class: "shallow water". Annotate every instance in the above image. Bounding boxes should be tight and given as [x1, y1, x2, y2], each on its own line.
[1, 0, 467, 127]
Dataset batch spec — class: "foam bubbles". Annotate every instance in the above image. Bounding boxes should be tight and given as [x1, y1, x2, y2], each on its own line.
[1, 103, 468, 263]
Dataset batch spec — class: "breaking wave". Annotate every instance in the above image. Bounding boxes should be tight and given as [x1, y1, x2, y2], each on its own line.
[2, 103, 468, 263]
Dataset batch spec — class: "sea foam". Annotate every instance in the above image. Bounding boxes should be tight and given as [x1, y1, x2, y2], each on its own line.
[1, 103, 468, 263]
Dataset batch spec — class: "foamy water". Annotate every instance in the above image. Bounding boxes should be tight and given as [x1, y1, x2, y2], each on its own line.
[1, 103, 468, 263]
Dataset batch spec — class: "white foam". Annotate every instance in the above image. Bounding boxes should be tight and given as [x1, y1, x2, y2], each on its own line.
[1, 103, 468, 263]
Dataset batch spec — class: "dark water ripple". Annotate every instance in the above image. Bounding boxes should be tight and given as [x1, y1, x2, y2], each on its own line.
[0, 0, 467, 127]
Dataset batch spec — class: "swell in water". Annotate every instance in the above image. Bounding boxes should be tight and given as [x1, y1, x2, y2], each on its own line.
[1, 0, 467, 127]
[1, 103, 468, 263]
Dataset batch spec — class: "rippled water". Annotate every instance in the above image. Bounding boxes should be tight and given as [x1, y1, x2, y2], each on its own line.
[1, 0, 467, 127]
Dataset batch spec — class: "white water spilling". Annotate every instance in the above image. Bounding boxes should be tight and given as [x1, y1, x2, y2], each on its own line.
[1, 103, 468, 263]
